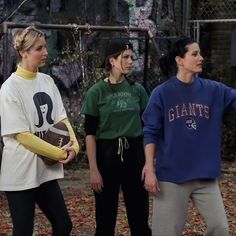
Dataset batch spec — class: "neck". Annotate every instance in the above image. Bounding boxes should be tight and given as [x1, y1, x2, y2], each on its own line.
[108, 74, 125, 84]
[15, 64, 37, 80]
[19, 62, 38, 73]
[176, 72, 195, 84]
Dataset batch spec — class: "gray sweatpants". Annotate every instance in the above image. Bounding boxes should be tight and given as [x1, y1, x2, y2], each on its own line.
[151, 179, 229, 236]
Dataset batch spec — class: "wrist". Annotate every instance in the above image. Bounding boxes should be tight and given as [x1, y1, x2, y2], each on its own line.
[145, 164, 155, 172]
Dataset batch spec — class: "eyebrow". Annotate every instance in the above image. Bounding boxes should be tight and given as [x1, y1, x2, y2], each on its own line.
[187, 49, 200, 53]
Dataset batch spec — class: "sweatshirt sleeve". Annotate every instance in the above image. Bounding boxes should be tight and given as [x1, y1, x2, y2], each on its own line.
[142, 88, 163, 145]
[223, 83, 236, 110]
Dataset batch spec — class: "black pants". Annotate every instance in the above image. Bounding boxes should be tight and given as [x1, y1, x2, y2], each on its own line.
[6, 180, 72, 236]
[95, 137, 151, 236]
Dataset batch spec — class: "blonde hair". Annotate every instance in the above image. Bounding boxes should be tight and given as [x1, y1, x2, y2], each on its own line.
[13, 26, 45, 59]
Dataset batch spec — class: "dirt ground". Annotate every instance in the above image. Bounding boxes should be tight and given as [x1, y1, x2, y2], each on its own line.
[0, 161, 236, 236]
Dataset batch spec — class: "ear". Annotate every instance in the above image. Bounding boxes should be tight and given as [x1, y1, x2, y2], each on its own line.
[109, 57, 114, 66]
[19, 50, 27, 59]
[175, 56, 183, 66]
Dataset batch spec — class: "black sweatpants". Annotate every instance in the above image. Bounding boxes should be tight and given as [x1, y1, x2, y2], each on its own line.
[6, 179, 72, 236]
[95, 137, 151, 236]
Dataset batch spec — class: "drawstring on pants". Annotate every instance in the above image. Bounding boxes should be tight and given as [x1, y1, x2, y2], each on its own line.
[117, 137, 129, 162]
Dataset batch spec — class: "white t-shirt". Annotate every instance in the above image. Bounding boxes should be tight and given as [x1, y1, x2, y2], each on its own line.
[0, 72, 67, 191]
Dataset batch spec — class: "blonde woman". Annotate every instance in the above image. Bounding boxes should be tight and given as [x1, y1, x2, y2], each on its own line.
[0, 26, 79, 236]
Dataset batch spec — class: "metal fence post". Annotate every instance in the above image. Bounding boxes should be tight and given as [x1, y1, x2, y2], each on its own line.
[2, 22, 8, 81]
[143, 32, 149, 91]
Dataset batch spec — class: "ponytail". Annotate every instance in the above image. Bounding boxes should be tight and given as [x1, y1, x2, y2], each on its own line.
[159, 36, 196, 78]
[159, 54, 177, 78]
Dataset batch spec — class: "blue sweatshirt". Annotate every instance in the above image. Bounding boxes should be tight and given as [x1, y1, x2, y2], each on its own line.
[143, 76, 236, 183]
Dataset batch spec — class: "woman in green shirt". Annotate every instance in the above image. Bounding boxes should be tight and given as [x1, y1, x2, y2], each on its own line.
[82, 39, 151, 236]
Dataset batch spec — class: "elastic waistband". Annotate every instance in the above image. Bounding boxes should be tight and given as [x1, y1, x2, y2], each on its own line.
[97, 135, 143, 142]
[96, 136, 143, 162]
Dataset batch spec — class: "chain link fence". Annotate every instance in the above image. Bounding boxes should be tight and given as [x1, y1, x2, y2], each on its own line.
[190, 0, 236, 20]
[1, 0, 235, 164]
[187, 0, 236, 162]
[1, 0, 188, 93]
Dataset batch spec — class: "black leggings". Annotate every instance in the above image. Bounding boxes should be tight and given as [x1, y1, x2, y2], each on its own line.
[6, 180, 72, 236]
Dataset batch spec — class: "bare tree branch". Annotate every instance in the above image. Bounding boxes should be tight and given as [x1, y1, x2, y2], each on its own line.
[0, 0, 31, 25]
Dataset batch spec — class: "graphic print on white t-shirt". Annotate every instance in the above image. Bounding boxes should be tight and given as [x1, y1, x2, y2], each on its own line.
[33, 92, 54, 138]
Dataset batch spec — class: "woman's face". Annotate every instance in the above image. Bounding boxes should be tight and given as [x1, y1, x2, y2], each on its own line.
[21, 36, 48, 72]
[112, 49, 133, 75]
[177, 42, 203, 74]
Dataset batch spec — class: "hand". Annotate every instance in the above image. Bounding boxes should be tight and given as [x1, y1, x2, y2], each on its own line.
[142, 164, 160, 195]
[90, 169, 103, 193]
[60, 141, 76, 164]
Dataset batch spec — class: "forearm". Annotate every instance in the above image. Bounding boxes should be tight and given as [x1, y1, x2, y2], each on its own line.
[16, 132, 67, 160]
[144, 143, 156, 171]
[62, 118, 80, 154]
[86, 135, 98, 171]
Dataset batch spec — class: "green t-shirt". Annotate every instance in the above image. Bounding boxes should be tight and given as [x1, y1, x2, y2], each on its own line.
[81, 79, 148, 139]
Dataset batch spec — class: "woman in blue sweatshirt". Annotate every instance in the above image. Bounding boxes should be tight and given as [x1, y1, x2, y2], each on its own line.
[142, 37, 234, 236]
